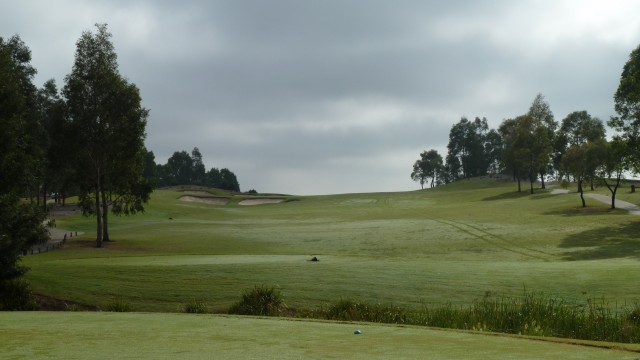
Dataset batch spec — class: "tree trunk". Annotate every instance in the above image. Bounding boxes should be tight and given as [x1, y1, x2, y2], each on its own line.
[539, 172, 546, 189]
[530, 179, 534, 194]
[517, 177, 521, 192]
[95, 183, 103, 248]
[578, 179, 585, 208]
[101, 187, 110, 242]
[611, 178, 620, 209]
[43, 184, 48, 212]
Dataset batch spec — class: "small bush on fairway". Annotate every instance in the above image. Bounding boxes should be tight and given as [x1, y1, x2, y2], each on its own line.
[228, 286, 286, 316]
[0, 278, 36, 310]
[182, 299, 208, 313]
[106, 298, 132, 312]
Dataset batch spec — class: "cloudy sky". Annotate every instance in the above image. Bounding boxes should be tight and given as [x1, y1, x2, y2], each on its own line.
[2, 1, 640, 195]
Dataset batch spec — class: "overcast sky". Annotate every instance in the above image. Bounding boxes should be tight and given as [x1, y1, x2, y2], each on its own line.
[2, 1, 640, 195]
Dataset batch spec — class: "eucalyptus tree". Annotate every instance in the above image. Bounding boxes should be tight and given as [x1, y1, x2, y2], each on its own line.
[557, 111, 605, 189]
[610, 43, 640, 171]
[0, 35, 49, 309]
[446, 117, 491, 180]
[499, 115, 552, 194]
[64, 24, 150, 247]
[411, 149, 443, 189]
[527, 94, 557, 188]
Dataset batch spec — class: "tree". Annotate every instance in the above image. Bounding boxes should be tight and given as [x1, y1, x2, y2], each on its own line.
[610, 43, 640, 172]
[64, 24, 150, 247]
[446, 117, 491, 180]
[562, 141, 604, 207]
[500, 115, 553, 194]
[0, 35, 49, 309]
[557, 111, 605, 189]
[484, 129, 503, 175]
[498, 118, 523, 191]
[597, 138, 632, 209]
[191, 147, 206, 186]
[219, 168, 240, 192]
[167, 151, 193, 185]
[527, 94, 557, 188]
[411, 149, 443, 189]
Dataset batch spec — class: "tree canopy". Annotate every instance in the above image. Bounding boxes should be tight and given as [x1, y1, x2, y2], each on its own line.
[64, 24, 150, 247]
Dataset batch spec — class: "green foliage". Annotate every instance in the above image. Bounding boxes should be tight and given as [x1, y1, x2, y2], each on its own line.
[446, 117, 499, 180]
[228, 286, 286, 316]
[325, 299, 406, 324]
[312, 292, 640, 343]
[106, 298, 132, 312]
[182, 299, 208, 314]
[411, 149, 444, 188]
[0, 278, 36, 310]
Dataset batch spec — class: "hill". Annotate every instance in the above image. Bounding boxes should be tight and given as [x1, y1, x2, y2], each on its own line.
[23, 179, 640, 312]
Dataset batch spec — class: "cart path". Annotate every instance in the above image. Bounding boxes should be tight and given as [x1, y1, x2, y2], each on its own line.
[551, 188, 640, 215]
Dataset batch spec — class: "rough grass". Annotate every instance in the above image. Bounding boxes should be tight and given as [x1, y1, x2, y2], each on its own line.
[2, 312, 640, 359]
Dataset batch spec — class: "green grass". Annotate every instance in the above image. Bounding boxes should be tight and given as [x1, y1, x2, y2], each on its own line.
[24, 179, 640, 313]
[1, 312, 639, 359]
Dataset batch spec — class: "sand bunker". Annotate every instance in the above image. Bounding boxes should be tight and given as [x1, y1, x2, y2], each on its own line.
[238, 198, 285, 206]
[179, 196, 229, 205]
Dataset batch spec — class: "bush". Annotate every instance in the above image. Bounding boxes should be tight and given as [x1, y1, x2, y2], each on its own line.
[326, 299, 406, 324]
[106, 298, 132, 312]
[183, 299, 208, 314]
[0, 278, 36, 310]
[228, 286, 286, 316]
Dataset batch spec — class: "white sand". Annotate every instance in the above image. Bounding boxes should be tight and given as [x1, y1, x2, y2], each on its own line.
[238, 199, 285, 206]
[179, 196, 229, 205]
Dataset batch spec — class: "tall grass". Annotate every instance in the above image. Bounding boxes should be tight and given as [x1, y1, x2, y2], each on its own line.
[290, 292, 640, 343]
[228, 286, 287, 316]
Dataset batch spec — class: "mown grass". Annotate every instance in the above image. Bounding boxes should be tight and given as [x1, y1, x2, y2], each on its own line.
[23, 178, 640, 316]
[2, 312, 640, 359]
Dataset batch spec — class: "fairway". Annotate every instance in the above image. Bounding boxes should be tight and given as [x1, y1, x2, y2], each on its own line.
[24, 179, 640, 312]
[1, 312, 639, 359]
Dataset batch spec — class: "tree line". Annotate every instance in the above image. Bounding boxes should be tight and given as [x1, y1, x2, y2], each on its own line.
[0, 24, 240, 308]
[413, 43, 640, 210]
[143, 147, 240, 191]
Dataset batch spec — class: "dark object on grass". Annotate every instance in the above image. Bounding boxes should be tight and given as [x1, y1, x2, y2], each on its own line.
[169, 217, 173, 220]
[354, 329, 362, 334]
[310, 256, 319, 262]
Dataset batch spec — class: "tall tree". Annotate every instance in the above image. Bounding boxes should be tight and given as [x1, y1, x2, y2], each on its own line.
[562, 141, 604, 207]
[597, 137, 632, 209]
[500, 115, 552, 194]
[411, 149, 443, 189]
[64, 24, 150, 247]
[0, 35, 49, 309]
[610, 43, 640, 171]
[557, 111, 605, 188]
[167, 151, 193, 185]
[191, 147, 206, 186]
[527, 94, 557, 188]
[446, 117, 491, 180]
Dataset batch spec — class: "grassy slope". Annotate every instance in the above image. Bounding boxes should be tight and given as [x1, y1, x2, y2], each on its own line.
[2, 312, 639, 359]
[23, 179, 640, 312]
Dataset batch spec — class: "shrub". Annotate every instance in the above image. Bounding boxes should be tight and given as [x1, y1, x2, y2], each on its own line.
[326, 299, 406, 324]
[0, 278, 36, 310]
[228, 286, 286, 316]
[106, 298, 132, 312]
[183, 299, 208, 314]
